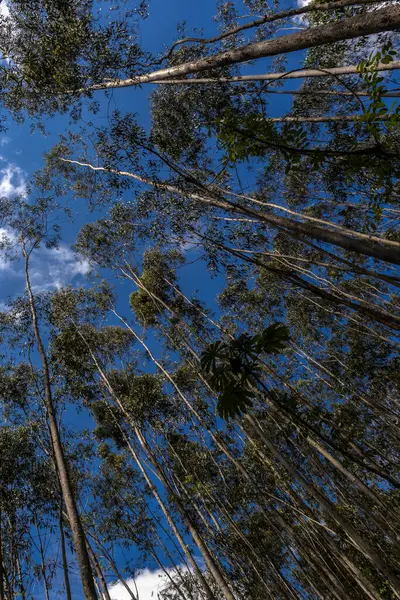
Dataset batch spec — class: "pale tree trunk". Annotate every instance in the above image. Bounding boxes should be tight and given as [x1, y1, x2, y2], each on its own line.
[119, 435, 217, 600]
[107, 312, 344, 599]
[23, 248, 98, 600]
[256, 445, 388, 600]
[164, 301, 391, 514]
[204, 489, 295, 600]
[235, 88, 400, 99]
[15, 551, 26, 600]
[210, 238, 400, 329]
[113, 287, 399, 587]
[160, 275, 399, 492]
[306, 520, 382, 600]
[59, 158, 400, 266]
[151, 551, 189, 600]
[253, 377, 390, 510]
[262, 114, 390, 123]
[73, 325, 217, 600]
[60, 160, 400, 326]
[152, 530, 196, 600]
[86, 6, 400, 87]
[144, 60, 400, 85]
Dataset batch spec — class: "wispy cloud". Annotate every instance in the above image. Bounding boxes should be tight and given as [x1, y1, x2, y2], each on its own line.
[0, 163, 26, 197]
[29, 245, 91, 292]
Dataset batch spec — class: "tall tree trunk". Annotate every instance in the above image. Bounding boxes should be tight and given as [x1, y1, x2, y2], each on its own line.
[88, 535, 137, 600]
[112, 302, 400, 595]
[142, 60, 400, 84]
[210, 239, 400, 329]
[23, 249, 98, 600]
[234, 88, 400, 99]
[123, 436, 217, 600]
[165, 0, 388, 58]
[151, 551, 189, 600]
[73, 335, 217, 600]
[59, 505, 73, 600]
[88, 6, 400, 87]
[15, 551, 26, 600]
[263, 114, 390, 123]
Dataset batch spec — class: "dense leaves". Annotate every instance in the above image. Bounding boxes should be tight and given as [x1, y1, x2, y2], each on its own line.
[201, 324, 289, 418]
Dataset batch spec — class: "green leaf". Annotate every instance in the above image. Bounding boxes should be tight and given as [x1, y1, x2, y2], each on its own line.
[200, 340, 228, 372]
[217, 383, 254, 420]
[255, 323, 290, 354]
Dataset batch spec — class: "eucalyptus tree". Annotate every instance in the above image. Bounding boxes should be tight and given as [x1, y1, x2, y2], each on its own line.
[65, 194, 400, 599]
[0, 0, 399, 116]
[0, 198, 98, 599]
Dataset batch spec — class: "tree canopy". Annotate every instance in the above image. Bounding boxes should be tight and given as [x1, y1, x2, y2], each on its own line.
[0, 1, 399, 599]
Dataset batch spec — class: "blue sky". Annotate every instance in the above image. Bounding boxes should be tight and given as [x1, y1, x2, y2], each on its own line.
[0, 1, 304, 598]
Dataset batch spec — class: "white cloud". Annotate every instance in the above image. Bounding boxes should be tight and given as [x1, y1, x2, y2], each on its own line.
[0, 0, 9, 17]
[0, 164, 26, 198]
[0, 236, 91, 295]
[29, 245, 91, 292]
[109, 566, 188, 600]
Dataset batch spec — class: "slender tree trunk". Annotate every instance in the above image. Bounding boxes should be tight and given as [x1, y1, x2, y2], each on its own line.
[15, 551, 26, 600]
[75, 351, 217, 600]
[60, 158, 400, 266]
[86, 541, 112, 600]
[89, 536, 137, 600]
[144, 60, 400, 85]
[112, 300, 400, 593]
[151, 551, 189, 600]
[123, 437, 217, 600]
[254, 377, 390, 509]
[210, 239, 400, 328]
[264, 114, 390, 123]
[87, 6, 400, 87]
[23, 249, 98, 600]
[36, 523, 50, 600]
[59, 505, 73, 600]
[235, 88, 400, 99]
[145, 279, 391, 597]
